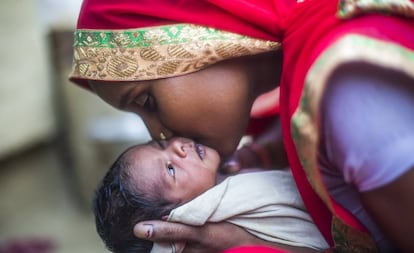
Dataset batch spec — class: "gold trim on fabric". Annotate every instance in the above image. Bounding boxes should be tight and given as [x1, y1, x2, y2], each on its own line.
[291, 34, 414, 252]
[338, 0, 414, 19]
[69, 24, 280, 82]
[331, 216, 377, 253]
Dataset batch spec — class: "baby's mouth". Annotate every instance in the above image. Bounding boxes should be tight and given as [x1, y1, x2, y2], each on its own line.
[195, 143, 205, 161]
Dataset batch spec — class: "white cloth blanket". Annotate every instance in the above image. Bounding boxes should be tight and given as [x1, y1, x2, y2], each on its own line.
[151, 170, 328, 253]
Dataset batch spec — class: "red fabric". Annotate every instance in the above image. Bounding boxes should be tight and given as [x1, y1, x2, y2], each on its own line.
[76, 0, 283, 41]
[279, 1, 340, 244]
[223, 245, 290, 253]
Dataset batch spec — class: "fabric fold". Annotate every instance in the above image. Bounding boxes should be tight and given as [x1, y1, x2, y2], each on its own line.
[152, 170, 328, 253]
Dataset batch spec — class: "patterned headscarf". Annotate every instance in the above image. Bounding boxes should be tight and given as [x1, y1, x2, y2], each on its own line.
[69, 0, 282, 89]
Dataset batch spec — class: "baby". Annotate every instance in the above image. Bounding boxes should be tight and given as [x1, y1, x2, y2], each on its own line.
[93, 137, 328, 253]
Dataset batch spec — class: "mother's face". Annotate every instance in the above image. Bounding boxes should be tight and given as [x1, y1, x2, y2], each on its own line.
[89, 58, 256, 158]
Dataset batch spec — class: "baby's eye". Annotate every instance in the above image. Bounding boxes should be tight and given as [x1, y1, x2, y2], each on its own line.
[167, 163, 175, 177]
[134, 93, 156, 111]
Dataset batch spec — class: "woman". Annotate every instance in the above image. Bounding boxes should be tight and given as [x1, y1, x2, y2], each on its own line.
[69, 0, 414, 252]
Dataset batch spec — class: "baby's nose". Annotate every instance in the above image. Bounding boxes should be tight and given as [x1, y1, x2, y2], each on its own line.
[169, 138, 192, 157]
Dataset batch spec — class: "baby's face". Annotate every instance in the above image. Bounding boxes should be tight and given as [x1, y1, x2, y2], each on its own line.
[127, 137, 221, 204]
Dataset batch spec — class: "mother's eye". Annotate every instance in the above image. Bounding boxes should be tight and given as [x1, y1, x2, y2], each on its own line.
[134, 93, 156, 111]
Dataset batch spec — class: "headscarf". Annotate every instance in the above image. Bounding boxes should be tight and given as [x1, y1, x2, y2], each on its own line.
[69, 0, 284, 89]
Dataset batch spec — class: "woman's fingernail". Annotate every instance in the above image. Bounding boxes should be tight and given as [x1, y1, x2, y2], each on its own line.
[134, 223, 153, 239]
[226, 161, 238, 167]
[221, 161, 240, 173]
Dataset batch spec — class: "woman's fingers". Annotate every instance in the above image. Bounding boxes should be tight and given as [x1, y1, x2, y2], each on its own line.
[220, 146, 260, 174]
[220, 158, 242, 174]
[133, 221, 264, 253]
[133, 221, 314, 253]
[134, 220, 199, 242]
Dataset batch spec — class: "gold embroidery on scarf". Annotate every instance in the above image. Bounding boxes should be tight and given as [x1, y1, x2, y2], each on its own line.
[107, 56, 138, 78]
[69, 24, 280, 82]
[291, 34, 414, 252]
[140, 48, 165, 61]
[338, 0, 414, 19]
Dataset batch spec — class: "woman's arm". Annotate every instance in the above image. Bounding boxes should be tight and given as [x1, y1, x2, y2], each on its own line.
[134, 221, 321, 253]
[361, 167, 414, 253]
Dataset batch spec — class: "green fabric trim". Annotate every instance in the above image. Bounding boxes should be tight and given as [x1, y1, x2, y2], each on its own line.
[74, 24, 262, 48]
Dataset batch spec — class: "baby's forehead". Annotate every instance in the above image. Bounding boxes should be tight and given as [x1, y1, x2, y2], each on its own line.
[123, 144, 163, 191]
[123, 144, 152, 171]
[123, 142, 153, 160]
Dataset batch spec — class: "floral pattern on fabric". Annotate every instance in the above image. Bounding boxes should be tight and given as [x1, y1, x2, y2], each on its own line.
[70, 24, 280, 82]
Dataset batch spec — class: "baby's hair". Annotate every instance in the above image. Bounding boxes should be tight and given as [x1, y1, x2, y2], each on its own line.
[93, 144, 178, 253]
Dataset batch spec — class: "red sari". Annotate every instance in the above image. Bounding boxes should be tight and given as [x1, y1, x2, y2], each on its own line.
[279, 2, 414, 252]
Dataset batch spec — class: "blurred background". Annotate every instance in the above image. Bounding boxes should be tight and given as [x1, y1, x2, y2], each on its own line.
[0, 0, 151, 252]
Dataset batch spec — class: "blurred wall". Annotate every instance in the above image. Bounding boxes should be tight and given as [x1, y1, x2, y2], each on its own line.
[0, 0, 151, 207]
[0, 0, 57, 159]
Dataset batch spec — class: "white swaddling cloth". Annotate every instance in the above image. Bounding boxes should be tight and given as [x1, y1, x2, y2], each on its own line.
[151, 170, 328, 253]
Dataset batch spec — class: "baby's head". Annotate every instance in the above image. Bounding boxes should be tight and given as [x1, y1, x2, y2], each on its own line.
[93, 137, 221, 253]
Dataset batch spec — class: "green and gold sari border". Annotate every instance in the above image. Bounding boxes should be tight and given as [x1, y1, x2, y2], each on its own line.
[74, 23, 279, 49]
[338, 0, 414, 19]
[291, 33, 414, 252]
[70, 23, 280, 82]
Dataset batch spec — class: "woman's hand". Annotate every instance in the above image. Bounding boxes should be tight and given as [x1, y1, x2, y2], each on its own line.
[134, 221, 259, 253]
[133, 221, 320, 253]
[220, 118, 288, 174]
[220, 144, 265, 174]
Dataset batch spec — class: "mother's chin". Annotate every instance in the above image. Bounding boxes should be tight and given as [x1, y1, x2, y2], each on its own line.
[203, 136, 241, 162]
